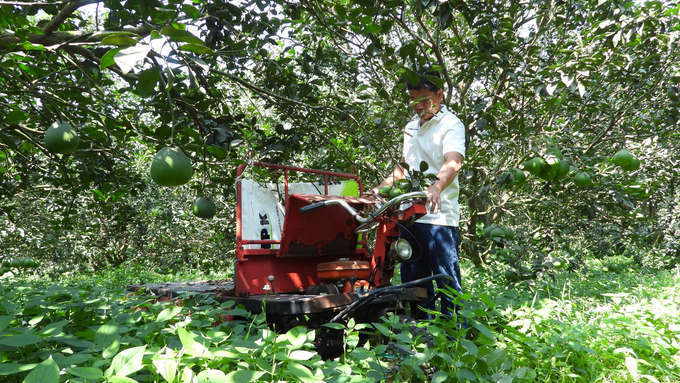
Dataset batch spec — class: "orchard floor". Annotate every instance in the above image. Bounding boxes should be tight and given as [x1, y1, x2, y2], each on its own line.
[0, 256, 678, 382]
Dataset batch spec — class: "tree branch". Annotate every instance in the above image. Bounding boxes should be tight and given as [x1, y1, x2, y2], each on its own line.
[210, 68, 347, 115]
[40, 0, 101, 37]
[414, 13, 454, 103]
[0, 0, 71, 4]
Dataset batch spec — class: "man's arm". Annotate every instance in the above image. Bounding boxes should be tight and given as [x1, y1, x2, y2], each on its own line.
[425, 151, 464, 213]
[368, 158, 407, 195]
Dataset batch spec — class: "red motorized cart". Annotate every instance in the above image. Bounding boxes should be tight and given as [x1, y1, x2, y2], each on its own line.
[130, 162, 443, 358]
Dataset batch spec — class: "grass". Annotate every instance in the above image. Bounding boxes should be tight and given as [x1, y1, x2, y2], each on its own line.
[463, 257, 680, 382]
[0, 256, 678, 382]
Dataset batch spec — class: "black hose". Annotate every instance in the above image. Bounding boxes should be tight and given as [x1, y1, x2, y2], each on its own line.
[328, 274, 453, 323]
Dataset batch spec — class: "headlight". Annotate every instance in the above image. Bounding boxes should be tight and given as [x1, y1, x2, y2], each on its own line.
[390, 239, 412, 262]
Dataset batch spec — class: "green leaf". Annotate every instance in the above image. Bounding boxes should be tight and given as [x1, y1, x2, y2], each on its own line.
[431, 370, 449, 383]
[100, 48, 122, 70]
[0, 314, 16, 332]
[286, 362, 315, 383]
[156, 306, 182, 322]
[185, 54, 209, 71]
[136, 67, 161, 98]
[424, 74, 445, 89]
[29, 314, 44, 326]
[490, 372, 512, 383]
[108, 345, 146, 377]
[109, 376, 139, 383]
[114, 45, 151, 74]
[625, 356, 638, 380]
[52, 353, 92, 368]
[225, 370, 265, 383]
[321, 323, 345, 330]
[65, 367, 103, 380]
[205, 146, 228, 160]
[178, 44, 214, 55]
[51, 334, 94, 349]
[103, 339, 121, 359]
[419, 161, 429, 172]
[403, 69, 420, 88]
[100, 35, 138, 46]
[182, 4, 200, 19]
[363, 24, 382, 34]
[39, 320, 68, 336]
[160, 26, 204, 44]
[22, 356, 59, 383]
[481, 349, 507, 369]
[460, 339, 478, 356]
[349, 347, 370, 360]
[153, 358, 177, 383]
[196, 369, 226, 383]
[178, 327, 206, 356]
[94, 319, 119, 346]
[472, 321, 495, 341]
[439, 7, 452, 29]
[0, 333, 43, 347]
[289, 350, 316, 361]
[0, 363, 37, 375]
[20, 41, 46, 51]
[93, 31, 135, 38]
[373, 322, 390, 336]
[286, 328, 308, 348]
[457, 368, 477, 381]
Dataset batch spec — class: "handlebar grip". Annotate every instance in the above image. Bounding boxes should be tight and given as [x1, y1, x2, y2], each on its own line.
[300, 201, 326, 214]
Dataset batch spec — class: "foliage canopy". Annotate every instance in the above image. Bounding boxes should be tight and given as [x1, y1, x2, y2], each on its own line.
[0, 0, 679, 270]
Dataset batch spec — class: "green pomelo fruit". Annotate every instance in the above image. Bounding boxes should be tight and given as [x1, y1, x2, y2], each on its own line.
[193, 196, 216, 219]
[573, 171, 591, 187]
[544, 155, 561, 172]
[10, 259, 21, 268]
[0, 267, 9, 275]
[388, 187, 404, 200]
[489, 227, 506, 238]
[44, 121, 80, 154]
[150, 147, 194, 187]
[613, 149, 633, 167]
[551, 257, 567, 270]
[523, 157, 545, 175]
[511, 168, 525, 185]
[21, 258, 33, 268]
[395, 178, 413, 191]
[545, 146, 564, 159]
[483, 225, 497, 237]
[1, 260, 9, 268]
[539, 165, 557, 181]
[500, 226, 515, 240]
[378, 185, 392, 196]
[622, 157, 640, 171]
[555, 159, 570, 179]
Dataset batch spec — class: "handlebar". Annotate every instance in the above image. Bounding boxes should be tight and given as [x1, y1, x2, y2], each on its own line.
[299, 191, 427, 230]
[299, 201, 327, 214]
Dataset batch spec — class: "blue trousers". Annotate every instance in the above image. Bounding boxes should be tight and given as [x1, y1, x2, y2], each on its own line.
[399, 223, 463, 320]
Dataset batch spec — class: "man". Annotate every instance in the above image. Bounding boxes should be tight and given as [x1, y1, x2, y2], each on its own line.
[370, 70, 466, 320]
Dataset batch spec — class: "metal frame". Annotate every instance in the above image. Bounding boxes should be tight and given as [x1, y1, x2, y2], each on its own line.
[235, 162, 368, 295]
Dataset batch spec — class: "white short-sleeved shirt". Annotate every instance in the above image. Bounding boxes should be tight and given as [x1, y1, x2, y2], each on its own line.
[403, 105, 466, 227]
